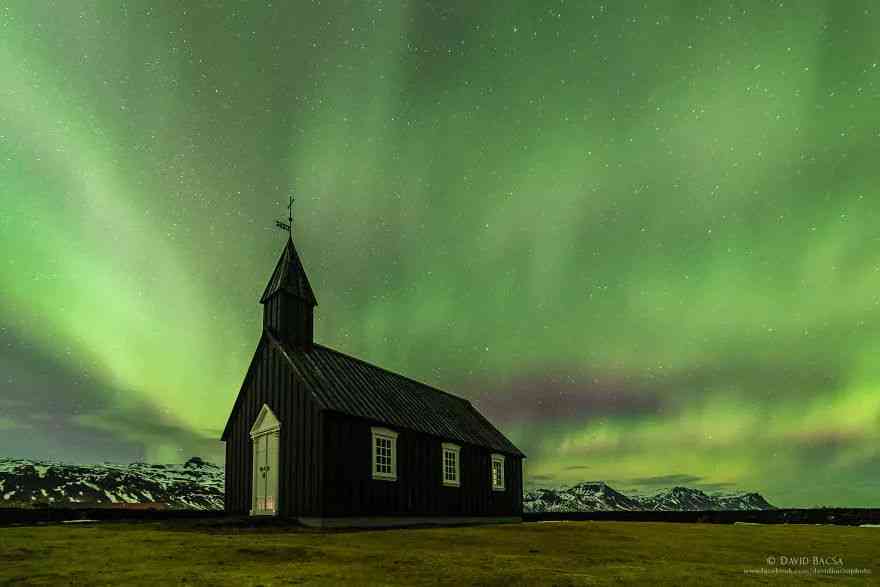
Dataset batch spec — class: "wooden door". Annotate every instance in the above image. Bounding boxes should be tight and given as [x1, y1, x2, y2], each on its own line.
[265, 432, 278, 512]
[252, 434, 266, 512]
[249, 404, 282, 516]
[252, 432, 279, 514]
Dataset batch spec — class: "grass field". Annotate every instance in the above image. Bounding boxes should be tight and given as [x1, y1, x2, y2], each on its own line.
[1, 519, 877, 585]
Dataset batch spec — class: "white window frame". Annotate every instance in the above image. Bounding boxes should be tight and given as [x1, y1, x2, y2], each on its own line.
[371, 426, 398, 481]
[491, 453, 505, 492]
[442, 442, 461, 487]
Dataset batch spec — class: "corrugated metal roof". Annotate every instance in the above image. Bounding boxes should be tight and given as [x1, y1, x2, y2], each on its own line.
[266, 332, 524, 457]
[259, 237, 318, 305]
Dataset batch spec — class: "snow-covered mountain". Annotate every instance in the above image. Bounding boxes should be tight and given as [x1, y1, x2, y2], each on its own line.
[638, 486, 775, 511]
[0, 457, 223, 510]
[714, 492, 775, 511]
[2, 457, 774, 514]
[526, 482, 643, 512]
[524, 482, 775, 512]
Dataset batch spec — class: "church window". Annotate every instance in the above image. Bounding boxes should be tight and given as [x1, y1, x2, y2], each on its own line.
[442, 442, 460, 487]
[371, 427, 398, 481]
[491, 453, 505, 491]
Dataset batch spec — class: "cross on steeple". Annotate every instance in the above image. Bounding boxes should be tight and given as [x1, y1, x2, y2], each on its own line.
[275, 193, 294, 238]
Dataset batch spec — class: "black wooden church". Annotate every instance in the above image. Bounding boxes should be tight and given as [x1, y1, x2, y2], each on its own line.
[221, 233, 525, 527]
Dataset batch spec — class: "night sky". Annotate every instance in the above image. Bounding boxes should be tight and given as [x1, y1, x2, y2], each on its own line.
[2, 1, 879, 508]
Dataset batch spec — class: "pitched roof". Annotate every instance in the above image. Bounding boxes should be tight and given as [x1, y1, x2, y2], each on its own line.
[266, 331, 524, 457]
[260, 237, 317, 305]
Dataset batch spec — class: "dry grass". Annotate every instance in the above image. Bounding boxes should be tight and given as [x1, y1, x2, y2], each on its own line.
[1, 519, 877, 585]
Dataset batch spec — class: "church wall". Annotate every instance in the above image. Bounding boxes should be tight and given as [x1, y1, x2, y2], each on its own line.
[321, 412, 522, 518]
[224, 336, 323, 517]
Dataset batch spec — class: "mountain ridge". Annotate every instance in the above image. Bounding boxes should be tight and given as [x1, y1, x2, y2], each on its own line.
[1, 457, 775, 513]
[0, 457, 223, 510]
[525, 481, 775, 512]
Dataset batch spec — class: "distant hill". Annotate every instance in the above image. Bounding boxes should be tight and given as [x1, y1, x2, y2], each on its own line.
[524, 481, 775, 512]
[1, 458, 775, 514]
[0, 457, 222, 510]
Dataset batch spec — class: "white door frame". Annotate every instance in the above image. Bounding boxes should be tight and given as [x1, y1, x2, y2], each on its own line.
[249, 403, 281, 516]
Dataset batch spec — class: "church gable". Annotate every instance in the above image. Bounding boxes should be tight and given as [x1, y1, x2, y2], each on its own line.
[221, 333, 326, 442]
[220, 336, 269, 441]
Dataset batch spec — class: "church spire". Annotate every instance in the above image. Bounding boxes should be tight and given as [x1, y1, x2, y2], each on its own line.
[261, 196, 317, 348]
[259, 236, 318, 307]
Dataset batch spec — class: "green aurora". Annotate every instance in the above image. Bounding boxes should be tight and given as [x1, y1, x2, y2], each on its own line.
[1, 1, 879, 507]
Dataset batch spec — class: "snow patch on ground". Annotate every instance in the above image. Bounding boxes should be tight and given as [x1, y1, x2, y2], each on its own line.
[0, 460, 20, 474]
[119, 491, 140, 504]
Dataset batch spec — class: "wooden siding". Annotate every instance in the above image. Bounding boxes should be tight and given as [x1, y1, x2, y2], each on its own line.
[224, 337, 323, 517]
[263, 293, 314, 349]
[321, 412, 522, 517]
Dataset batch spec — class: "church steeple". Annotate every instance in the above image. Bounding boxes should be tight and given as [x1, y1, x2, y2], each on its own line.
[260, 235, 317, 348]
